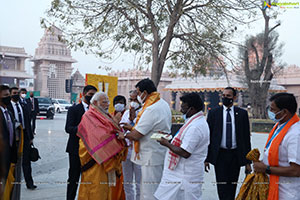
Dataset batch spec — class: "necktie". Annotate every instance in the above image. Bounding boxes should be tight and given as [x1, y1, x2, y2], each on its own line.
[4, 110, 14, 146]
[226, 108, 232, 149]
[31, 98, 34, 111]
[15, 103, 24, 127]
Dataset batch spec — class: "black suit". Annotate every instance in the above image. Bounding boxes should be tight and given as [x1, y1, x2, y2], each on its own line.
[0, 108, 17, 181]
[27, 97, 39, 134]
[206, 106, 251, 200]
[65, 103, 85, 200]
[8, 100, 35, 187]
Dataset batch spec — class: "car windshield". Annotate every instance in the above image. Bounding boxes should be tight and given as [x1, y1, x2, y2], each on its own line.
[37, 98, 52, 104]
[58, 100, 69, 104]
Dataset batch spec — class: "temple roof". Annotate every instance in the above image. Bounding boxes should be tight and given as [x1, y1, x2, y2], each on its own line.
[164, 75, 286, 93]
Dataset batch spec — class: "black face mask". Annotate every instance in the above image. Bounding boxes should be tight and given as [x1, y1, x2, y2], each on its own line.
[222, 97, 233, 107]
[11, 94, 20, 102]
[85, 95, 92, 105]
[30, 95, 34, 98]
[1, 96, 11, 106]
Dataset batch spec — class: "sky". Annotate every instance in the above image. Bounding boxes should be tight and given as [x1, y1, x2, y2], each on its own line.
[1, 0, 300, 77]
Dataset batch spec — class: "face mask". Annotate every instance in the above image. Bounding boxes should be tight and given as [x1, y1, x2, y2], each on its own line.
[267, 109, 284, 123]
[182, 107, 191, 121]
[11, 94, 20, 102]
[21, 94, 26, 98]
[1, 96, 11, 106]
[30, 94, 34, 98]
[222, 97, 233, 107]
[114, 103, 125, 112]
[137, 92, 146, 104]
[85, 95, 92, 105]
[130, 101, 140, 110]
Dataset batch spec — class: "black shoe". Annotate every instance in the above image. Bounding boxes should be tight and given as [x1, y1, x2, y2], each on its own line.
[27, 185, 37, 190]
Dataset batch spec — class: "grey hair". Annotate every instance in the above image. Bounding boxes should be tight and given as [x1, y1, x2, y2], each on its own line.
[129, 90, 138, 95]
[91, 91, 108, 104]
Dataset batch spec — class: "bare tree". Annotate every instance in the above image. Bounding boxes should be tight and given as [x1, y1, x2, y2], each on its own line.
[236, 1, 284, 118]
[43, 0, 258, 86]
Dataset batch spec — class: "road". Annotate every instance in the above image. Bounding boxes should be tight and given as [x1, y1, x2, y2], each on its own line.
[21, 112, 269, 200]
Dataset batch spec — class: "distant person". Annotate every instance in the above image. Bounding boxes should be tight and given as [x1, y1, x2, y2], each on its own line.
[155, 93, 210, 200]
[205, 87, 252, 200]
[0, 85, 17, 197]
[120, 90, 142, 200]
[118, 78, 172, 200]
[65, 85, 97, 200]
[253, 93, 300, 200]
[77, 92, 126, 199]
[8, 87, 35, 190]
[28, 92, 39, 135]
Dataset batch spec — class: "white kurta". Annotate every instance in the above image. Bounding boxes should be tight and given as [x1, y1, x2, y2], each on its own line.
[154, 112, 210, 200]
[132, 98, 172, 200]
[262, 121, 300, 200]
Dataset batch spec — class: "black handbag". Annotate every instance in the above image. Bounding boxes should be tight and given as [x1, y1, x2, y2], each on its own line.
[30, 144, 41, 162]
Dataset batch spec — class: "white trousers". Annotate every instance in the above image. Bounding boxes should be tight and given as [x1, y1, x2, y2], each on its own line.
[140, 165, 163, 200]
[122, 158, 141, 200]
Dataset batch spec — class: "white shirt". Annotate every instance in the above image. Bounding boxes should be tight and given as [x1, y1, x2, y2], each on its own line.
[10, 100, 25, 129]
[131, 99, 172, 166]
[82, 101, 89, 112]
[154, 112, 210, 200]
[263, 121, 300, 200]
[120, 108, 142, 159]
[221, 105, 236, 149]
[0, 106, 10, 122]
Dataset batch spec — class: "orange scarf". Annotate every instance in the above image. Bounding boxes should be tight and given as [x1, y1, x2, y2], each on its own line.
[265, 114, 299, 200]
[132, 92, 160, 160]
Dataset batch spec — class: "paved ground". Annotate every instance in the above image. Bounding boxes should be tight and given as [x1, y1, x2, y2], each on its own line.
[20, 113, 269, 200]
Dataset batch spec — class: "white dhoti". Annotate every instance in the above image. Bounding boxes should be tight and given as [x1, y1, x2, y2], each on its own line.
[154, 172, 203, 200]
[140, 165, 163, 200]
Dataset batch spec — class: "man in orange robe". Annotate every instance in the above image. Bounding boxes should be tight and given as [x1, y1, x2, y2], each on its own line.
[77, 91, 126, 200]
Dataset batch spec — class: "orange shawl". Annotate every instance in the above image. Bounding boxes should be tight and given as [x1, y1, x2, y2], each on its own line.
[77, 105, 125, 165]
[132, 92, 160, 160]
[265, 114, 299, 200]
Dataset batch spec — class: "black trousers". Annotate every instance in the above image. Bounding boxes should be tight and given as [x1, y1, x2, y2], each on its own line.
[22, 135, 34, 187]
[31, 113, 37, 134]
[66, 153, 81, 200]
[214, 148, 241, 200]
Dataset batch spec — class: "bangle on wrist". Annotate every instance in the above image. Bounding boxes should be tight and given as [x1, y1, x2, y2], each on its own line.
[265, 165, 271, 174]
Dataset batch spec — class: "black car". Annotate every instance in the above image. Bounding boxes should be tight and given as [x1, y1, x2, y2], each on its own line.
[36, 97, 55, 119]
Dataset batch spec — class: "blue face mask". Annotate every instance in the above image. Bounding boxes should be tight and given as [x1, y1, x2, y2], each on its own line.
[267, 109, 283, 123]
[182, 107, 191, 121]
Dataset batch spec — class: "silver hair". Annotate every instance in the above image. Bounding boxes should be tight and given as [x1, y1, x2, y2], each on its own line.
[91, 91, 108, 104]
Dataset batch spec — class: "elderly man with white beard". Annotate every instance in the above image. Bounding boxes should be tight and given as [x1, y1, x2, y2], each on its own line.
[76, 92, 127, 200]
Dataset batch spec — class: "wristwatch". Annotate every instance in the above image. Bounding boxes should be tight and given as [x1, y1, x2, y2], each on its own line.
[265, 165, 271, 174]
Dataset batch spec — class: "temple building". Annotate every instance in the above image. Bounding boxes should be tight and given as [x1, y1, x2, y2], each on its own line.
[0, 46, 33, 87]
[165, 73, 286, 113]
[275, 65, 300, 109]
[31, 26, 76, 99]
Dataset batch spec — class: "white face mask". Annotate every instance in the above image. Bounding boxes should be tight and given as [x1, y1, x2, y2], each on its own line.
[137, 92, 146, 104]
[21, 94, 26, 98]
[130, 101, 140, 110]
[114, 103, 125, 112]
